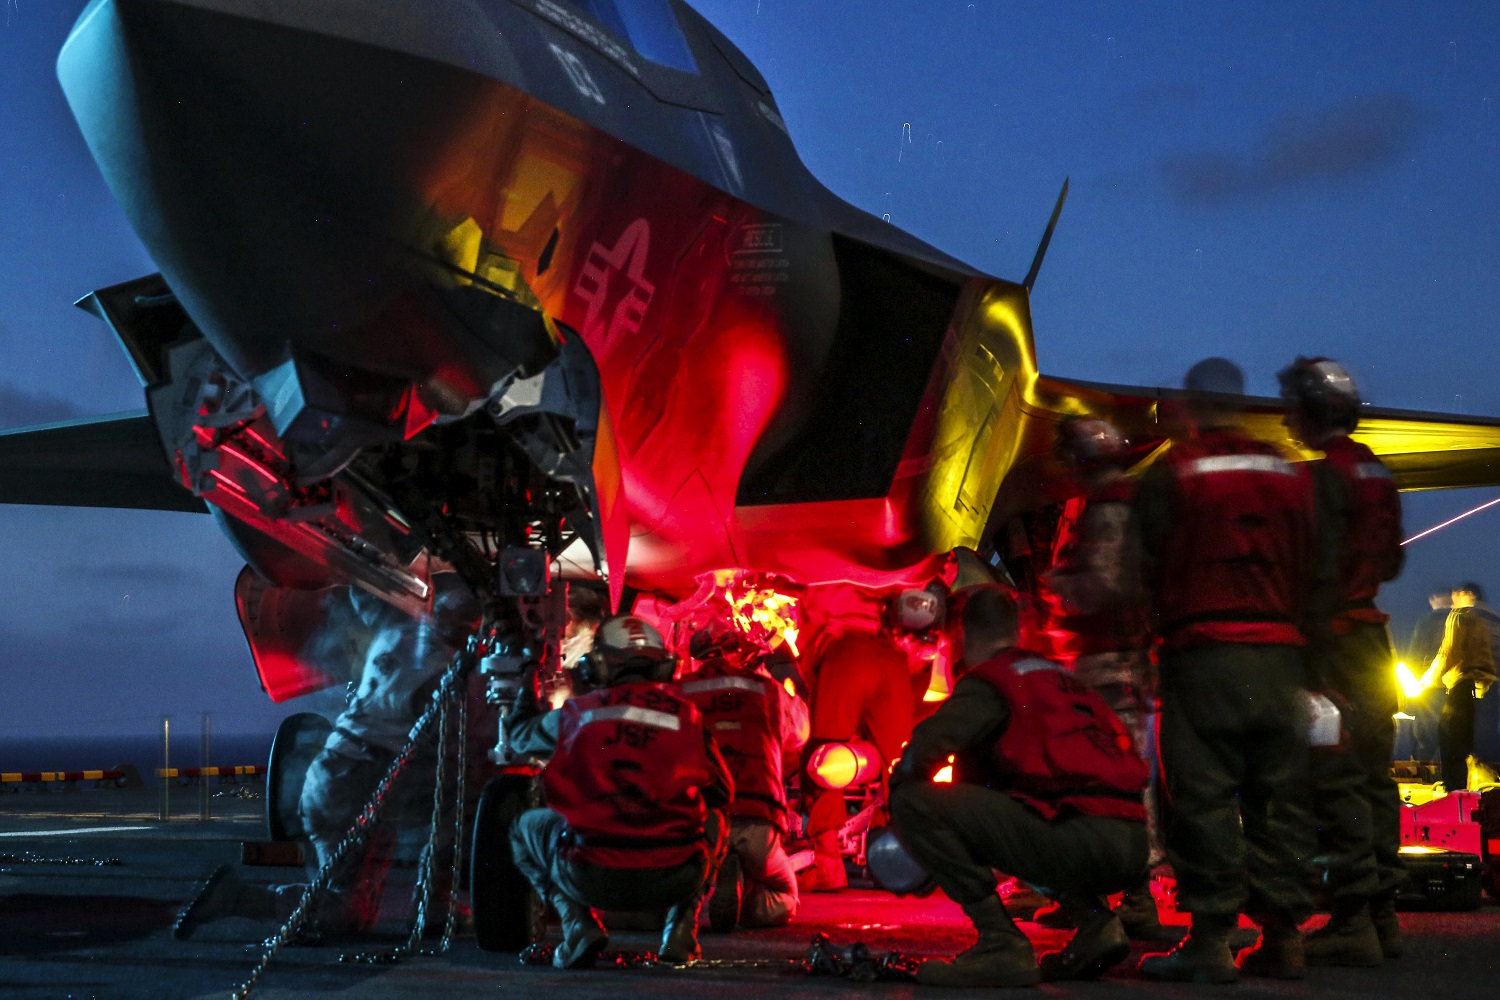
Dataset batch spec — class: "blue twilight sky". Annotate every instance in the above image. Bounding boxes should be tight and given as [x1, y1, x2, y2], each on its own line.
[2, 1, 1499, 738]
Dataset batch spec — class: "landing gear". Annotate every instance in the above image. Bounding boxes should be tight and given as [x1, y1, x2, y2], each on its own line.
[266, 712, 333, 842]
[470, 772, 546, 952]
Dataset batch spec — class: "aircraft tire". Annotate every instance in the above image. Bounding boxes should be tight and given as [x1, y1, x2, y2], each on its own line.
[471, 773, 544, 952]
[265, 712, 333, 842]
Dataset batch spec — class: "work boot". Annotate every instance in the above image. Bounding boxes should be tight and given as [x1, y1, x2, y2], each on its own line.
[1138, 913, 1238, 984]
[1030, 901, 1075, 928]
[659, 895, 704, 964]
[1370, 894, 1403, 958]
[1001, 880, 1051, 921]
[1237, 916, 1305, 979]
[549, 892, 608, 969]
[1305, 901, 1383, 966]
[917, 895, 1040, 987]
[1038, 896, 1131, 981]
[173, 865, 241, 940]
[708, 851, 743, 933]
[1116, 880, 1178, 942]
[796, 831, 847, 892]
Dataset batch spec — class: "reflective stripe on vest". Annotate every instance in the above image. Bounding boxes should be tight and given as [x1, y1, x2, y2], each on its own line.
[576, 705, 681, 731]
[1010, 657, 1060, 676]
[1182, 454, 1295, 477]
[680, 676, 764, 696]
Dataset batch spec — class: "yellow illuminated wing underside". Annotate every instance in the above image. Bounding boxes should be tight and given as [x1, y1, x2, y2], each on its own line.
[1031, 375, 1500, 492]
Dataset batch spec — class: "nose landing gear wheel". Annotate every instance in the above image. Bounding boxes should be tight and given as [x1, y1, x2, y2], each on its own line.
[471, 773, 546, 952]
[266, 712, 334, 842]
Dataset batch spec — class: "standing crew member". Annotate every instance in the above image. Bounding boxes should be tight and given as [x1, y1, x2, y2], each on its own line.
[890, 585, 1149, 987]
[507, 616, 732, 968]
[1280, 357, 1406, 966]
[679, 620, 810, 929]
[1423, 582, 1497, 791]
[1405, 586, 1452, 763]
[1042, 416, 1167, 940]
[1135, 358, 1321, 984]
[175, 577, 478, 941]
[800, 587, 940, 891]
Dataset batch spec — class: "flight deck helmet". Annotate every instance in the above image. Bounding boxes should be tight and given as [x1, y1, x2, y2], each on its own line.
[1054, 416, 1130, 470]
[1278, 356, 1361, 435]
[886, 581, 947, 633]
[578, 615, 675, 686]
[688, 617, 758, 665]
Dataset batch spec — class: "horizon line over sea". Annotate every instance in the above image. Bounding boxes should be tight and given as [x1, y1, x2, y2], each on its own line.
[0, 732, 276, 774]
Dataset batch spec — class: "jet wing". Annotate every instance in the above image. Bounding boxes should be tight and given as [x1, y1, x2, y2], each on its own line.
[0, 411, 207, 513]
[1032, 375, 1500, 491]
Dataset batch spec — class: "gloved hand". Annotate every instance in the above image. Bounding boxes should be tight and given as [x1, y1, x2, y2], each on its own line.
[887, 755, 917, 792]
[509, 667, 543, 721]
[761, 650, 808, 700]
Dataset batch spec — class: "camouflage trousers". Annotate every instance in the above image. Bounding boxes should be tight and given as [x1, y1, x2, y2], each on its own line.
[1158, 643, 1314, 923]
[1072, 648, 1162, 866]
[1308, 623, 1405, 904]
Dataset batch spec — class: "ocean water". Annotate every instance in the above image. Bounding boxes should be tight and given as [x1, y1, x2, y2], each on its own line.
[0, 733, 275, 774]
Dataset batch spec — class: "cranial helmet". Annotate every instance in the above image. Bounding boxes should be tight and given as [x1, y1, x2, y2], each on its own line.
[688, 617, 756, 664]
[887, 582, 947, 633]
[1054, 416, 1130, 469]
[1278, 356, 1361, 434]
[579, 615, 675, 686]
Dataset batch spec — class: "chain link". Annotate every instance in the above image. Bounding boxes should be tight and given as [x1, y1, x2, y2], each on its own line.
[232, 649, 470, 1000]
[328, 662, 471, 966]
[439, 676, 468, 951]
[402, 684, 447, 957]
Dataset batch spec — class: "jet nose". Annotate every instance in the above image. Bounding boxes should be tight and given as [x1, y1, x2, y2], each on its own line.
[57, 0, 532, 417]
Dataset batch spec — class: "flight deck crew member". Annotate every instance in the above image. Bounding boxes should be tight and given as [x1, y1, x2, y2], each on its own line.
[507, 616, 733, 968]
[1279, 357, 1406, 967]
[1405, 586, 1452, 762]
[1423, 582, 1498, 791]
[175, 577, 478, 941]
[1135, 358, 1322, 984]
[890, 585, 1150, 988]
[799, 587, 941, 891]
[1042, 416, 1168, 940]
[678, 620, 810, 929]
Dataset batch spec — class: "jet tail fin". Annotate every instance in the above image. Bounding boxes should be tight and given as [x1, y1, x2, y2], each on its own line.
[1022, 177, 1069, 292]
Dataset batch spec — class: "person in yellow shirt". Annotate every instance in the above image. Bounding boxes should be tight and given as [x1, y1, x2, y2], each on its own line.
[1422, 582, 1497, 790]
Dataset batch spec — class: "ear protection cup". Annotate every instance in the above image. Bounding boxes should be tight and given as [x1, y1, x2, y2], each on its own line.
[576, 650, 609, 688]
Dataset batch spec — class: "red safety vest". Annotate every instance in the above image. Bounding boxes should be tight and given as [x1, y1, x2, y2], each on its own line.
[1319, 436, 1402, 633]
[1046, 479, 1152, 659]
[678, 660, 790, 830]
[966, 649, 1147, 822]
[1153, 430, 1315, 650]
[543, 682, 714, 869]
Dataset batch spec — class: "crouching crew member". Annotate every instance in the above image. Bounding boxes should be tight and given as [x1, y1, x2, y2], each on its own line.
[1281, 357, 1406, 966]
[679, 621, 810, 929]
[1136, 358, 1322, 984]
[890, 585, 1150, 988]
[507, 616, 733, 968]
